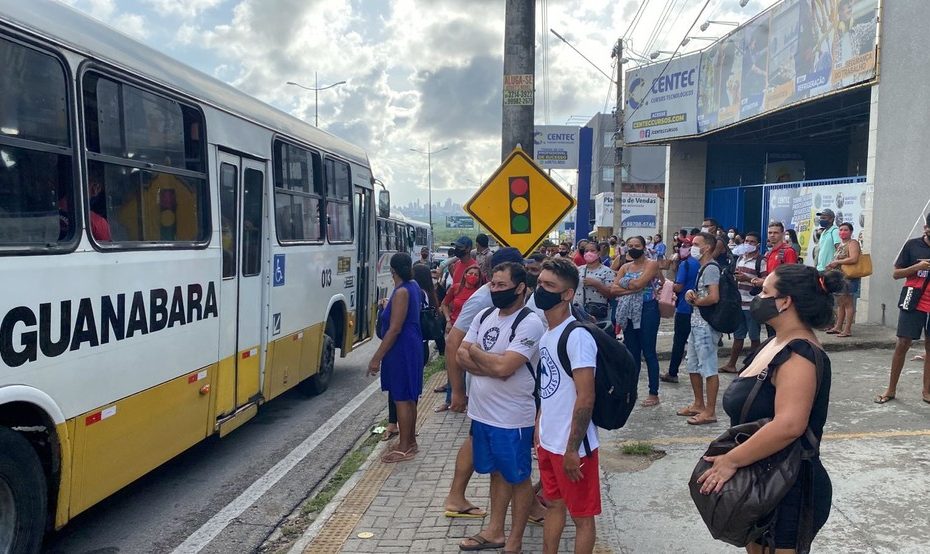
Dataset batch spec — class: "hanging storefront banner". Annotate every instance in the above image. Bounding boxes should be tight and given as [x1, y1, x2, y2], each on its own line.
[768, 181, 868, 264]
[694, 0, 878, 134]
[594, 192, 614, 227]
[624, 53, 701, 143]
[533, 125, 580, 169]
[620, 192, 659, 233]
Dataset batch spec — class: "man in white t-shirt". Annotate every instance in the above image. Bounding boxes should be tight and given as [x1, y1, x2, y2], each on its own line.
[532, 257, 601, 554]
[457, 262, 544, 553]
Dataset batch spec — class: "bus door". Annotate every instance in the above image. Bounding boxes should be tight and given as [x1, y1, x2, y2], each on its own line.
[217, 152, 267, 416]
[355, 188, 373, 341]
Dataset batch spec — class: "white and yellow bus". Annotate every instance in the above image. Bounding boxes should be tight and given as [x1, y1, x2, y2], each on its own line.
[0, 1, 387, 550]
[375, 212, 432, 302]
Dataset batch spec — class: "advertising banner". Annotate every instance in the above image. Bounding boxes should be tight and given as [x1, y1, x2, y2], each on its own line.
[620, 193, 659, 232]
[624, 53, 700, 143]
[446, 215, 475, 229]
[696, 0, 877, 134]
[768, 181, 868, 264]
[594, 192, 614, 227]
[533, 125, 580, 169]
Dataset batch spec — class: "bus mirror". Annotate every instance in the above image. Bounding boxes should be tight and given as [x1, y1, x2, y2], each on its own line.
[378, 190, 391, 218]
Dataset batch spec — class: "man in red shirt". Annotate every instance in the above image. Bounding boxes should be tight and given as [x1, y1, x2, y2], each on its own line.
[875, 213, 930, 405]
[450, 236, 478, 282]
[765, 221, 798, 271]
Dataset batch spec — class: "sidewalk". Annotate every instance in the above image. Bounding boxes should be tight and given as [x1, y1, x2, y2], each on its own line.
[294, 328, 930, 553]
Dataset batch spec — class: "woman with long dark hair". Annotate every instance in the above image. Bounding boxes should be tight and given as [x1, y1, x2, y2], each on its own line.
[697, 265, 844, 552]
[369, 253, 424, 463]
[612, 236, 662, 406]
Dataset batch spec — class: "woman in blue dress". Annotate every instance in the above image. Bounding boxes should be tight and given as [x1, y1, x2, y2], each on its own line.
[369, 252, 424, 463]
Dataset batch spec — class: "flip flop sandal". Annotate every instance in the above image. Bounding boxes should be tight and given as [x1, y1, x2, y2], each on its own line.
[837, 333, 852, 338]
[825, 329, 839, 334]
[677, 407, 700, 417]
[873, 394, 895, 404]
[527, 515, 544, 526]
[380, 430, 399, 442]
[433, 384, 448, 393]
[641, 397, 660, 407]
[380, 447, 416, 463]
[687, 415, 718, 425]
[459, 534, 506, 551]
[444, 506, 487, 519]
[434, 404, 450, 413]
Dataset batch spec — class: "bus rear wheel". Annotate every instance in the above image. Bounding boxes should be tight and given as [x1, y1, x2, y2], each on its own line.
[0, 426, 47, 554]
[301, 326, 336, 396]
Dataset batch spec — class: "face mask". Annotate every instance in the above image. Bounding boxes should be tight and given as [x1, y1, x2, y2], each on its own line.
[819, 219, 831, 229]
[628, 248, 644, 259]
[743, 244, 757, 253]
[584, 252, 599, 264]
[464, 274, 479, 287]
[491, 287, 520, 309]
[727, 232, 735, 239]
[558, 250, 568, 257]
[690, 245, 702, 259]
[679, 247, 691, 259]
[839, 229, 852, 240]
[526, 272, 539, 288]
[533, 286, 564, 311]
[609, 240, 617, 245]
[750, 295, 785, 324]
[701, 226, 709, 233]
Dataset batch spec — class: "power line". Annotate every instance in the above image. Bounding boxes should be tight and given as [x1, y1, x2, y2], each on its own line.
[625, 0, 651, 42]
[624, 0, 713, 126]
[642, 0, 675, 57]
[622, 0, 649, 39]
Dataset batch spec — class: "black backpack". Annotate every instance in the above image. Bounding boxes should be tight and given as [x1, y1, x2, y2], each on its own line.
[555, 320, 638, 439]
[696, 261, 743, 334]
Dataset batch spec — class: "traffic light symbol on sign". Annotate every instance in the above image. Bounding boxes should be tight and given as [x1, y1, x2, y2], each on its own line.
[509, 176, 530, 234]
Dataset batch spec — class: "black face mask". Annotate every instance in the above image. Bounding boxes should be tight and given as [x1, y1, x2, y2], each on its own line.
[533, 286, 564, 311]
[491, 287, 521, 309]
[558, 250, 568, 257]
[750, 295, 785, 324]
[628, 248, 644, 259]
[525, 272, 539, 288]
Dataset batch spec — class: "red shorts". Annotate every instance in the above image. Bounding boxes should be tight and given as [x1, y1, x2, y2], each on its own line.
[537, 446, 601, 517]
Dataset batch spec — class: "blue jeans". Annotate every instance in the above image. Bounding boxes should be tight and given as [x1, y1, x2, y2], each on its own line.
[623, 299, 661, 396]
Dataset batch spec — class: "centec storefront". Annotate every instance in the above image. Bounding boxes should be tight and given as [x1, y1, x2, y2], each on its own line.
[624, 0, 930, 326]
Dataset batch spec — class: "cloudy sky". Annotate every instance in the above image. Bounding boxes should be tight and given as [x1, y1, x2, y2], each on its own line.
[64, 0, 777, 206]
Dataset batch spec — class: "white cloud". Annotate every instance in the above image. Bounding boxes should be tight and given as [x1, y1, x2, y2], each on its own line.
[66, 0, 780, 206]
[114, 13, 151, 40]
[146, 0, 225, 18]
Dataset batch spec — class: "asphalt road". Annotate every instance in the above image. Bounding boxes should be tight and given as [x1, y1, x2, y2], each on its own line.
[43, 340, 386, 554]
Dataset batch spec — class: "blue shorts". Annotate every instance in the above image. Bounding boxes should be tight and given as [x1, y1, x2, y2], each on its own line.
[471, 420, 534, 485]
[687, 323, 721, 378]
[733, 309, 761, 342]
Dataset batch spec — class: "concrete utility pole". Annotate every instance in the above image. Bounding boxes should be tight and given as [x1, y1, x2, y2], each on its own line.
[612, 38, 624, 235]
[501, 0, 535, 161]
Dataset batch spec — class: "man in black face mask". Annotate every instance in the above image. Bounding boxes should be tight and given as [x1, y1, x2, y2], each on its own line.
[457, 262, 545, 553]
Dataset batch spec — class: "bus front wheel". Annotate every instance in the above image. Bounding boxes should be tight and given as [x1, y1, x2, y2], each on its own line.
[0, 426, 47, 554]
[302, 325, 336, 395]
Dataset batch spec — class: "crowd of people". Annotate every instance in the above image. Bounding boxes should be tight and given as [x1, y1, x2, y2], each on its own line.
[366, 212, 930, 553]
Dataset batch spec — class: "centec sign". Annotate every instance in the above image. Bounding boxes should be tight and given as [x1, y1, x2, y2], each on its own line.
[465, 146, 575, 256]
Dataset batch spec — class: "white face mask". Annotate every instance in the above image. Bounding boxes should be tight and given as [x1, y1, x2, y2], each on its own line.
[690, 245, 702, 259]
[700, 226, 709, 233]
[743, 244, 757, 253]
[727, 232, 735, 239]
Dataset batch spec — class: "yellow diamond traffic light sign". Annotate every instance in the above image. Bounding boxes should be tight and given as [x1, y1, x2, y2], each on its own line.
[465, 146, 575, 256]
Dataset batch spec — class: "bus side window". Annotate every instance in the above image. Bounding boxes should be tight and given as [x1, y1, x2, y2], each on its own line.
[82, 72, 209, 246]
[0, 36, 75, 249]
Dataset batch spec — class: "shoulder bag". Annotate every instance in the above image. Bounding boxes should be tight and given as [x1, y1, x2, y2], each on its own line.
[689, 342, 826, 553]
[899, 272, 930, 312]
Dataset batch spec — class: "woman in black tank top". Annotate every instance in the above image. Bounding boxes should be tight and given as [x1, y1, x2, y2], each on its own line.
[695, 264, 845, 553]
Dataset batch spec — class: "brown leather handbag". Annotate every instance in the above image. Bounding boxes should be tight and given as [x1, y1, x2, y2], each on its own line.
[689, 344, 825, 553]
